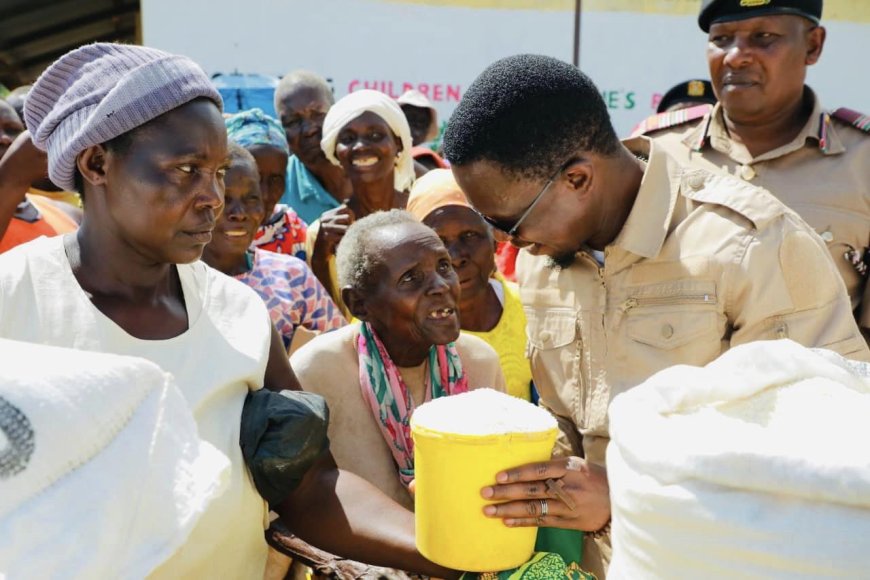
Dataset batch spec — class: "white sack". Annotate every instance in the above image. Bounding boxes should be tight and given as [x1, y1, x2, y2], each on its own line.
[0, 339, 229, 579]
[607, 339, 870, 579]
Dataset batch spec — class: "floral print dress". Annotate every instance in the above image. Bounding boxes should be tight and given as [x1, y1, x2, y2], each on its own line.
[236, 249, 345, 349]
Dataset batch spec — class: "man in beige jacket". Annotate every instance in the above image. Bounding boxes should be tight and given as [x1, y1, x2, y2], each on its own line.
[441, 53, 869, 578]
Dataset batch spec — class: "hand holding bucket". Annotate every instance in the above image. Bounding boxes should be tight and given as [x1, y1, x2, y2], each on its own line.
[481, 456, 611, 532]
[411, 389, 558, 572]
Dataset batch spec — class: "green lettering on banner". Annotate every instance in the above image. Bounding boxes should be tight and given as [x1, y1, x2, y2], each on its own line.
[600, 89, 639, 110]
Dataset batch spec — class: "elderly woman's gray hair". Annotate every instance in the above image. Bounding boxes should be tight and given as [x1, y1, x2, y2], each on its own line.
[274, 70, 335, 109]
[336, 209, 420, 292]
[227, 140, 258, 170]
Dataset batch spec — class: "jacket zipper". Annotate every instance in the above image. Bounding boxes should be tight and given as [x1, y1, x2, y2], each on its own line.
[621, 293, 716, 312]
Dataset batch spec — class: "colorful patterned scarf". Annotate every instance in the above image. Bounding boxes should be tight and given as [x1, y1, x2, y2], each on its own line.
[356, 322, 468, 487]
[224, 108, 289, 154]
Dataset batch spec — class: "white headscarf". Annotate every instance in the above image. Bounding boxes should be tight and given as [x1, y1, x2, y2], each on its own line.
[320, 89, 415, 192]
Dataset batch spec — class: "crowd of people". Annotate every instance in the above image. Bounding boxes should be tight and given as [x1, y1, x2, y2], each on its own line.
[1, 0, 868, 578]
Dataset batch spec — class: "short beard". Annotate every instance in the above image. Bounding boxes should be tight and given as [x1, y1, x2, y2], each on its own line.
[546, 252, 577, 270]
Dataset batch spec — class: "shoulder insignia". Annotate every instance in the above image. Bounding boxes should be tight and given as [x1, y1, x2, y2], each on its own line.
[831, 108, 870, 133]
[630, 104, 712, 137]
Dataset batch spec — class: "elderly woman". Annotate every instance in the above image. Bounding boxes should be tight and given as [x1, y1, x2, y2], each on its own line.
[0, 43, 452, 579]
[306, 90, 416, 317]
[291, 210, 506, 510]
[407, 169, 532, 401]
[201, 142, 344, 353]
[224, 107, 307, 259]
[274, 70, 352, 224]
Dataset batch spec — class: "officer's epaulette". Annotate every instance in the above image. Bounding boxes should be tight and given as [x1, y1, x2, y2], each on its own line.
[630, 104, 713, 137]
[830, 108, 870, 133]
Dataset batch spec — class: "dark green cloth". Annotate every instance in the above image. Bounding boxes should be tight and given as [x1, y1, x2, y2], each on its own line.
[535, 527, 584, 568]
[240, 389, 330, 506]
[459, 529, 592, 579]
[459, 551, 596, 579]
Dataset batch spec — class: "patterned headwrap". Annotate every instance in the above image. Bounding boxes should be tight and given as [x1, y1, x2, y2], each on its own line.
[224, 108, 289, 154]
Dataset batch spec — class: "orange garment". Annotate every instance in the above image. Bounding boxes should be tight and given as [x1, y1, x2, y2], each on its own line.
[0, 194, 77, 253]
[406, 168, 472, 220]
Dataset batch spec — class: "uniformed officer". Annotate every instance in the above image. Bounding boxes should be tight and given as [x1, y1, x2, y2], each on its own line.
[638, 0, 870, 341]
[441, 53, 869, 578]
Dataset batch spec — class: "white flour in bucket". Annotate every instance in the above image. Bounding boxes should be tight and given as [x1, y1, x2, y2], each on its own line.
[412, 388, 556, 435]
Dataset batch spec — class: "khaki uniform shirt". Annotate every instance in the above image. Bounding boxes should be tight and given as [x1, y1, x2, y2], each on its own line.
[648, 91, 870, 329]
[517, 138, 870, 468]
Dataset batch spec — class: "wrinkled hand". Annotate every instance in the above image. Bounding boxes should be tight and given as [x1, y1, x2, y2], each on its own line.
[314, 205, 355, 258]
[1, 131, 48, 186]
[480, 456, 610, 531]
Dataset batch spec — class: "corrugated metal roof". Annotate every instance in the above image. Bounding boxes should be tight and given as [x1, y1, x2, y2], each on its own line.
[0, 0, 140, 90]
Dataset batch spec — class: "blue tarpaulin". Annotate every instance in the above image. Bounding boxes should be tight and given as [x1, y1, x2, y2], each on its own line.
[212, 73, 280, 117]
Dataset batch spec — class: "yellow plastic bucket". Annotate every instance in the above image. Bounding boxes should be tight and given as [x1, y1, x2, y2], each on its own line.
[412, 420, 558, 572]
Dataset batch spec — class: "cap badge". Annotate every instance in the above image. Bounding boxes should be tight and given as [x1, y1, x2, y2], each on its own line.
[687, 80, 706, 97]
[740, 0, 772, 6]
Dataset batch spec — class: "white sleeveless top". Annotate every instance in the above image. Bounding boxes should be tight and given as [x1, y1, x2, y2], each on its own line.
[0, 236, 272, 579]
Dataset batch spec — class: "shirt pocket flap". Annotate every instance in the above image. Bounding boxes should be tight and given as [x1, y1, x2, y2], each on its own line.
[525, 308, 577, 350]
[627, 311, 717, 350]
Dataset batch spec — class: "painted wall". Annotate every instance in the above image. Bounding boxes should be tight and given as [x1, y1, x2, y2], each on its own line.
[142, 0, 869, 136]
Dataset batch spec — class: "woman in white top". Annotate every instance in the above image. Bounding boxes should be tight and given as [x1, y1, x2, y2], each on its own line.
[0, 43, 453, 579]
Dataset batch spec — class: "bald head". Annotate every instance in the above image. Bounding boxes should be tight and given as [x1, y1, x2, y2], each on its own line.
[274, 70, 333, 111]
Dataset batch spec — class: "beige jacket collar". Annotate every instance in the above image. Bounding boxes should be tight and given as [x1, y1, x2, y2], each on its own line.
[611, 137, 683, 261]
[682, 88, 846, 163]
